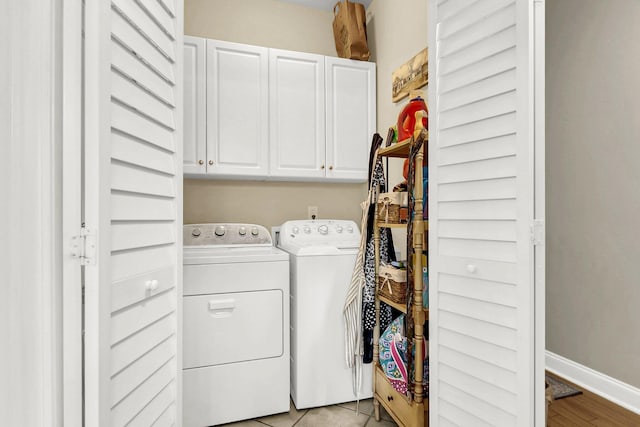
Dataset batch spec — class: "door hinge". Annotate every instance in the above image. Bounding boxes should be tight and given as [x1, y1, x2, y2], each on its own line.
[71, 226, 96, 265]
[530, 220, 545, 246]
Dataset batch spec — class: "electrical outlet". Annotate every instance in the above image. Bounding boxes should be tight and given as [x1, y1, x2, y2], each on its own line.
[308, 206, 319, 220]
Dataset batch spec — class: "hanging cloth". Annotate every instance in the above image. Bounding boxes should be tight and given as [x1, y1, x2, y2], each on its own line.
[343, 133, 395, 401]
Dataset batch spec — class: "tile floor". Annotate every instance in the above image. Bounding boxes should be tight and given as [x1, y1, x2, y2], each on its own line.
[220, 399, 399, 427]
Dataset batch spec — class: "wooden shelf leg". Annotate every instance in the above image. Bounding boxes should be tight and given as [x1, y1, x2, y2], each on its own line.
[374, 398, 381, 421]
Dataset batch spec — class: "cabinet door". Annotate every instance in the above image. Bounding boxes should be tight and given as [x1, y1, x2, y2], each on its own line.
[183, 36, 206, 175]
[428, 0, 545, 425]
[325, 57, 375, 182]
[269, 49, 325, 180]
[206, 40, 268, 177]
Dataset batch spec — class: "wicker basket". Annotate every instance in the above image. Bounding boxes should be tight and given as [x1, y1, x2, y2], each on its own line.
[377, 192, 407, 224]
[378, 265, 407, 304]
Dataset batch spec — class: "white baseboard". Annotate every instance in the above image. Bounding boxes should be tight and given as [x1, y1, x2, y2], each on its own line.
[546, 351, 640, 415]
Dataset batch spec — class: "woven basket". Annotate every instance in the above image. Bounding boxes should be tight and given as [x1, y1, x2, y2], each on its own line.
[378, 265, 407, 304]
[377, 192, 407, 224]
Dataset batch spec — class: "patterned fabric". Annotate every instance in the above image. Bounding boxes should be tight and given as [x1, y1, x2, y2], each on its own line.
[379, 315, 408, 395]
[379, 315, 430, 398]
[362, 155, 395, 362]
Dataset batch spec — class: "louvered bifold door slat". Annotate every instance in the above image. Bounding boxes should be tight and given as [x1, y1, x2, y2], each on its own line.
[84, 0, 183, 425]
[428, 1, 543, 426]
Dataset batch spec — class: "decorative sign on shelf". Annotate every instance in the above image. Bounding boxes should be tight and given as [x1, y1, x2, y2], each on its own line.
[392, 48, 428, 102]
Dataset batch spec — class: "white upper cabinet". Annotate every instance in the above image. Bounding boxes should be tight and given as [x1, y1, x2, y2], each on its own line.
[206, 39, 269, 177]
[184, 36, 376, 182]
[183, 36, 206, 175]
[325, 57, 376, 181]
[269, 49, 326, 180]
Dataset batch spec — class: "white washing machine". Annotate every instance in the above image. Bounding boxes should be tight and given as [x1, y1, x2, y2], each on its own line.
[183, 223, 290, 427]
[277, 219, 373, 409]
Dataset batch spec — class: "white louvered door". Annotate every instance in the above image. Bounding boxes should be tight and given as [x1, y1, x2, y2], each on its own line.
[428, 0, 545, 426]
[84, 0, 183, 425]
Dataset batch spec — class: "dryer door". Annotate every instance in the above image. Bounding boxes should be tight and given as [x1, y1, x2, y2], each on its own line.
[183, 289, 284, 369]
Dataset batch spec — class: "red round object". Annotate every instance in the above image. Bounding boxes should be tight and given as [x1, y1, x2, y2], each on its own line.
[397, 96, 428, 142]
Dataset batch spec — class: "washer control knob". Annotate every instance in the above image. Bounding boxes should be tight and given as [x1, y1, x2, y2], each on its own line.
[251, 227, 259, 236]
[292, 226, 299, 234]
[303, 226, 311, 234]
[336, 225, 343, 233]
[238, 226, 247, 236]
[318, 224, 329, 235]
[347, 226, 354, 233]
[214, 226, 226, 237]
[192, 228, 202, 237]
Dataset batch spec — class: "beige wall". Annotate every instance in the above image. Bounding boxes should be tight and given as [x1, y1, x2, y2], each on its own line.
[183, 0, 429, 230]
[185, 0, 336, 56]
[367, 0, 428, 186]
[183, 0, 366, 228]
[366, 0, 428, 255]
[547, 0, 640, 387]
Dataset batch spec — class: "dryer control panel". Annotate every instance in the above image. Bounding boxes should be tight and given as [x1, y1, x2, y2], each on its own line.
[184, 223, 272, 247]
[279, 220, 360, 248]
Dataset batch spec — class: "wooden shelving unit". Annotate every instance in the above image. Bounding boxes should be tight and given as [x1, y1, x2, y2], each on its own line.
[372, 128, 429, 427]
[379, 294, 429, 320]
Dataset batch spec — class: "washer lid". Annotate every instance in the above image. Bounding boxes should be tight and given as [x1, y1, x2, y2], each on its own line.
[183, 246, 289, 265]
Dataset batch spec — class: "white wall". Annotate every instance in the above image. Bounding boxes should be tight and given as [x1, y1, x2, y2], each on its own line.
[547, 0, 640, 388]
[0, 0, 62, 425]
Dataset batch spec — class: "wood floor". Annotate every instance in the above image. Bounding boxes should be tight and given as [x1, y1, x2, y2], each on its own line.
[547, 372, 640, 426]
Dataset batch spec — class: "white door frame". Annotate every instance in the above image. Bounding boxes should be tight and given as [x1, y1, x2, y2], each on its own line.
[61, 0, 84, 425]
[533, 0, 546, 424]
[2, 0, 65, 425]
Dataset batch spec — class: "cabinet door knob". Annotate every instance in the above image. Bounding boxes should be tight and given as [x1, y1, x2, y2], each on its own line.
[467, 264, 477, 273]
[329, 165, 334, 170]
[208, 160, 214, 165]
[198, 160, 204, 165]
[320, 165, 325, 170]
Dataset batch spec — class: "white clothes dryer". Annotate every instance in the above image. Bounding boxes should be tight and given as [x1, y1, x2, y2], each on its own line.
[183, 223, 289, 427]
[277, 219, 372, 410]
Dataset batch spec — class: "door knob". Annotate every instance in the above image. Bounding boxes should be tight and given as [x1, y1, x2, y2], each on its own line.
[146, 279, 159, 291]
[329, 165, 334, 170]
[198, 160, 204, 165]
[321, 165, 325, 170]
[208, 160, 214, 165]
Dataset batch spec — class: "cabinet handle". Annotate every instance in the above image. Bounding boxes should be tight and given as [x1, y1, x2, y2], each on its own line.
[208, 160, 214, 165]
[387, 395, 393, 402]
[467, 264, 477, 273]
[321, 165, 325, 170]
[329, 165, 334, 170]
[198, 160, 204, 165]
